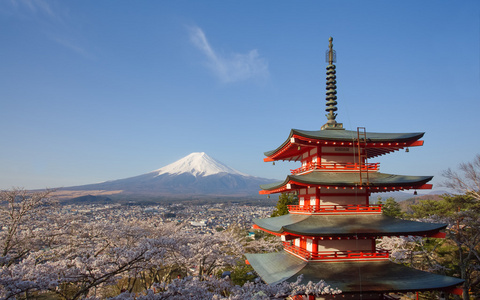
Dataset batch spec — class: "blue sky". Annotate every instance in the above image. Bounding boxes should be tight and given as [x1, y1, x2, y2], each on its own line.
[1, 0, 479, 192]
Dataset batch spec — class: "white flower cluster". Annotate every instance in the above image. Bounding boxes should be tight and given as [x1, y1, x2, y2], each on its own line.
[110, 275, 340, 300]
[0, 188, 338, 299]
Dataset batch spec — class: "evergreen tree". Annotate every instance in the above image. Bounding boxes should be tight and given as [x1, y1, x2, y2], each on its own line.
[409, 194, 480, 300]
[271, 193, 298, 217]
[379, 197, 404, 218]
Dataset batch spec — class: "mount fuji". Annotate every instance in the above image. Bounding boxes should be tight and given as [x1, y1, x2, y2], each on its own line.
[61, 152, 276, 199]
[154, 152, 249, 177]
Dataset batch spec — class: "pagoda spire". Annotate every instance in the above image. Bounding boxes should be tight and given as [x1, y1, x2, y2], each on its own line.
[321, 37, 343, 130]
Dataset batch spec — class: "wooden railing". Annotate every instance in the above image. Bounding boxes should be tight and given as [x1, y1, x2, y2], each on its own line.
[283, 242, 389, 261]
[290, 162, 379, 174]
[288, 204, 382, 214]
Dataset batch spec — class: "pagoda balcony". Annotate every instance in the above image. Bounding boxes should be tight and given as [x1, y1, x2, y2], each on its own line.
[291, 162, 379, 175]
[288, 204, 382, 214]
[283, 242, 390, 261]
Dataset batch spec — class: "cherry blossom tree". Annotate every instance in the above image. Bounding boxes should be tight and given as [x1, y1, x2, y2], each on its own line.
[377, 235, 446, 272]
[110, 275, 340, 300]
[0, 188, 57, 265]
[443, 154, 480, 201]
[0, 202, 258, 298]
[0, 188, 340, 299]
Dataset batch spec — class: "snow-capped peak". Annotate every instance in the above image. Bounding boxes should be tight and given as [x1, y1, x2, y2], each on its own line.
[153, 152, 248, 177]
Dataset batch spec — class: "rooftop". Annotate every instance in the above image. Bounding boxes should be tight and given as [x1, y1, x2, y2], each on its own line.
[252, 214, 446, 237]
[260, 172, 433, 194]
[246, 251, 464, 292]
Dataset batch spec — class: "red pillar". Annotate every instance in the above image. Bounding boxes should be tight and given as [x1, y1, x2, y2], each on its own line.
[312, 237, 318, 259]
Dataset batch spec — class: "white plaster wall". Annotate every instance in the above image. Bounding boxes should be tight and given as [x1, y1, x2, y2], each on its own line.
[320, 195, 367, 206]
[322, 146, 356, 154]
[306, 239, 313, 252]
[320, 188, 365, 194]
[317, 239, 373, 252]
[321, 155, 356, 164]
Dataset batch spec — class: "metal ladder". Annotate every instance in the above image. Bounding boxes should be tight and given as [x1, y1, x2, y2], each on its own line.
[357, 127, 369, 185]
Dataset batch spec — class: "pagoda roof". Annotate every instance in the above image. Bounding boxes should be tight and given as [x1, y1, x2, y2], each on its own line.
[264, 129, 425, 161]
[260, 172, 433, 193]
[252, 214, 446, 237]
[245, 251, 464, 293]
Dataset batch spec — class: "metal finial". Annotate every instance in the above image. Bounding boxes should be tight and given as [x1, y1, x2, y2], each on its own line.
[327, 37, 336, 65]
[321, 37, 343, 130]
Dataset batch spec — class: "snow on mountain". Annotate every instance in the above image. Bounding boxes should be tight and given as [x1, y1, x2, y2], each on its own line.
[60, 152, 276, 199]
[153, 152, 248, 177]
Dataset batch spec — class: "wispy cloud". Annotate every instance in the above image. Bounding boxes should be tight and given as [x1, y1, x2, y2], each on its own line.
[49, 36, 92, 59]
[6, 0, 57, 20]
[188, 26, 269, 83]
[3, 0, 91, 58]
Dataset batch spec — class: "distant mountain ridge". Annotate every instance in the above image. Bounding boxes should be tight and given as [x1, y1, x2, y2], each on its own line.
[61, 152, 275, 199]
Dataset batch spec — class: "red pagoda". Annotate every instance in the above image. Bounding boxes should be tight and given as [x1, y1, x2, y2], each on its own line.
[245, 37, 463, 299]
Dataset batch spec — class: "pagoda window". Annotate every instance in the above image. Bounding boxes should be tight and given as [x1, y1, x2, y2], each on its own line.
[306, 238, 313, 252]
[317, 239, 374, 253]
[322, 146, 354, 154]
[321, 155, 355, 164]
[294, 238, 300, 247]
[320, 194, 367, 206]
[310, 148, 317, 156]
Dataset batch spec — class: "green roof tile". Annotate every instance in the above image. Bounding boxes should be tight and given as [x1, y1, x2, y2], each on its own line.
[246, 251, 464, 292]
[264, 129, 425, 157]
[260, 172, 433, 191]
[253, 214, 446, 236]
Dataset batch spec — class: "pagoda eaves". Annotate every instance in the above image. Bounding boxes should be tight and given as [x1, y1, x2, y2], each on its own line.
[245, 252, 464, 293]
[252, 214, 447, 238]
[264, 129, 425, 162]
[259, 172, 433, 195]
